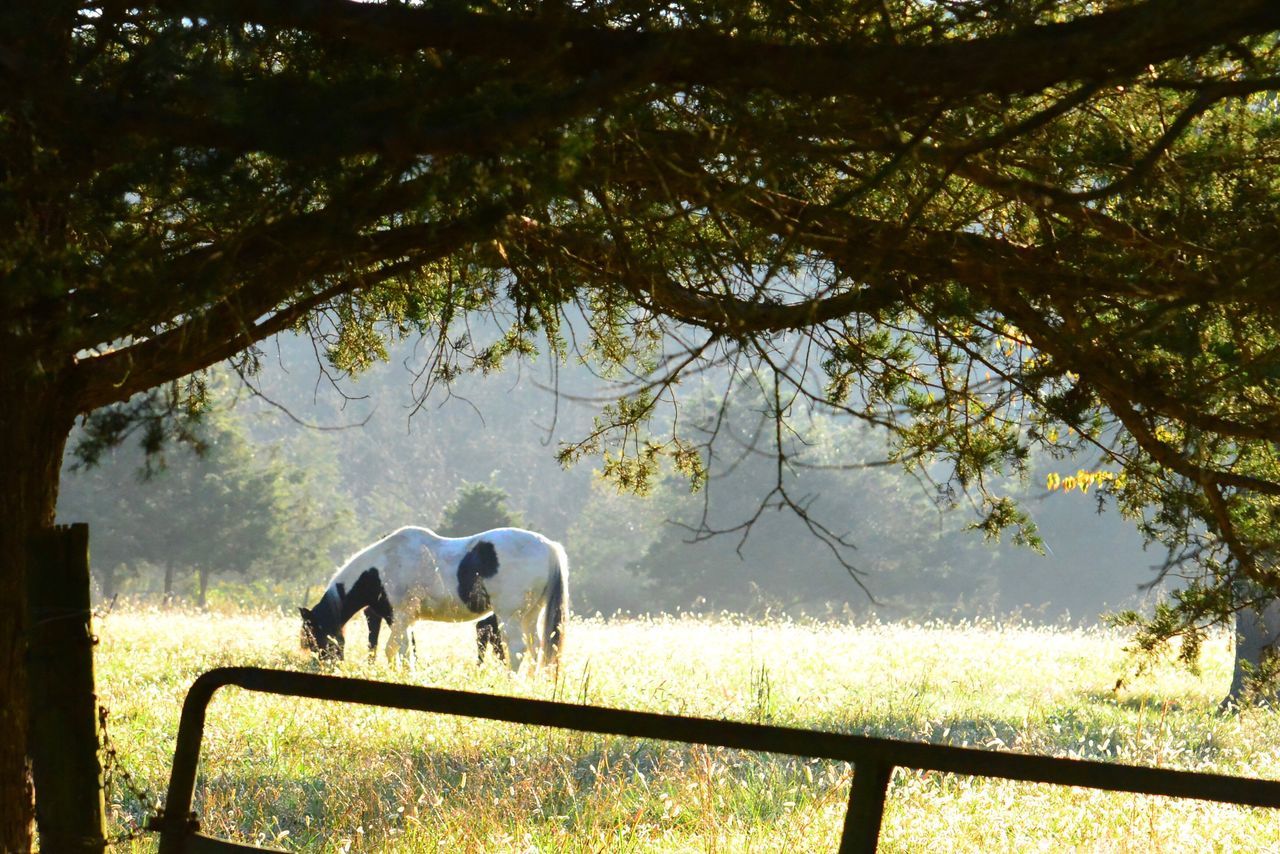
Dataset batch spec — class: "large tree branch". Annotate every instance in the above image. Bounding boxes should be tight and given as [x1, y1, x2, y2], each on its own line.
[56, 155, 532, 354]
[534, 151, 1280, 453]
[69, 207, 511, 411]
[159, 0, 1280, 104]
[987, 291, 1280, 500]
[510, 216, 908, 335]
[587, 129, 1230, 304]
[960, 89, 1232, 206]
[62, 60, 639, 162]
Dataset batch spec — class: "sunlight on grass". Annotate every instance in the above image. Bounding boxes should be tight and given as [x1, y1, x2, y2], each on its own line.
[96, 609, 1280, 852]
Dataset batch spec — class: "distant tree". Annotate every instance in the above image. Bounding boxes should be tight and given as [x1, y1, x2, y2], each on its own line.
[566, 476, 668, 616]
[238, 334, 597, 541]
[58, 405, 350, 606]
[438, 481, 525, 536]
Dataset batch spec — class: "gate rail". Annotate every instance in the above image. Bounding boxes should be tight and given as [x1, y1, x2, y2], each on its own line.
[152, 667, 1280, 853]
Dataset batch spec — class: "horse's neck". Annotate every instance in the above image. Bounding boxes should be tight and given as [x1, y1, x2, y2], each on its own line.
[334, 560, 398, 623]
[313, 585, 343, 628]
[334, 586, 364, 624]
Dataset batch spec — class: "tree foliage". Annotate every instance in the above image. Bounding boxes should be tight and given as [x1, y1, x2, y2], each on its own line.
[57, 394, 351, 605]
[438, 480, 525, 536]
[7, 0, 1277, 628]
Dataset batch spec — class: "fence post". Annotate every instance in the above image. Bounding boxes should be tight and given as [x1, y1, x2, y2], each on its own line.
[26, 523, 106, 853]
[839, 760, 892, 853]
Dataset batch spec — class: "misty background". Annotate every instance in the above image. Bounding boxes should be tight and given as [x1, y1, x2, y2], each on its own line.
[56, 330, 1163, 624]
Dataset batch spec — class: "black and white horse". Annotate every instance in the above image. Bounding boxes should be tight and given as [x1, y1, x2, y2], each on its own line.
[300, 526, 568, 672]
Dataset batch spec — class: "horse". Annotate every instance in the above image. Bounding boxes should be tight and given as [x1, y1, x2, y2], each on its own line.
[300, 525, 567, 671]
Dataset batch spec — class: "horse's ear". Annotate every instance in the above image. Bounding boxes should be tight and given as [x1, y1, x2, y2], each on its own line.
[299, 607, 311, 618]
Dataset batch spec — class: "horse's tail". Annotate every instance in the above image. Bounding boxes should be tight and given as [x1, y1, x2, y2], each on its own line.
[542, 540, 569, 666]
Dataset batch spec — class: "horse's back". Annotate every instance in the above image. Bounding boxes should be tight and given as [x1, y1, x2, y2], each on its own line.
[486, 526, 559, 554]
[450, 528, 559, 604]
[337, 526, 434, 573]
[441, 527, 555, 562]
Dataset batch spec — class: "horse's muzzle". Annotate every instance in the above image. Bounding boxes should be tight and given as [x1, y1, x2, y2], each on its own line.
[317, 637, 344, 662]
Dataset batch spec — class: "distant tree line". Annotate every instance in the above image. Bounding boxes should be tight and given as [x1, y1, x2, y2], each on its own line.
[59, 344, 1155, 621]
[57, 394, 352, 607]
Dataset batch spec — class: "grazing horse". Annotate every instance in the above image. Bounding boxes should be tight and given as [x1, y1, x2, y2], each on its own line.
[300, 526, 567, 671]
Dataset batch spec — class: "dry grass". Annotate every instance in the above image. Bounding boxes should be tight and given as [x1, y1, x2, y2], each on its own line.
[96, 609, 1280, 852]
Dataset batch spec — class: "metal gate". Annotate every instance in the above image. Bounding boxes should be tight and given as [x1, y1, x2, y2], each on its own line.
[151, 667, 1280, 853]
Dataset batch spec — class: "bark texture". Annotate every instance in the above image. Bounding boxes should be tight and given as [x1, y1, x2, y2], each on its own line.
[0, 370, 77, 851]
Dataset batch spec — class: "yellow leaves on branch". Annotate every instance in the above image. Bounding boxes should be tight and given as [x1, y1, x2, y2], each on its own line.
[1046, 469, 1126, 495]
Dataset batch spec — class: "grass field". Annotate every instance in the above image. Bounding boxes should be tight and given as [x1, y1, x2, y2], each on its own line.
[96, 609, 1280, 852]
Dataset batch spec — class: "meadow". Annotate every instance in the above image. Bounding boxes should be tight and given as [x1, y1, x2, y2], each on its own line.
[97, 609, 1280, 852]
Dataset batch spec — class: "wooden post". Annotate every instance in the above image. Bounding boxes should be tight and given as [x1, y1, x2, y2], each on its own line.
[26, 523, 106, 853]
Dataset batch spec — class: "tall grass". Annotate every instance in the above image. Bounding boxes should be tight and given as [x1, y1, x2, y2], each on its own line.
[96, 610, 1280, 852]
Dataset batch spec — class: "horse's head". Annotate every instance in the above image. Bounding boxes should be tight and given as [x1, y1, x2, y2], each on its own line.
[299, 584, 346, 661]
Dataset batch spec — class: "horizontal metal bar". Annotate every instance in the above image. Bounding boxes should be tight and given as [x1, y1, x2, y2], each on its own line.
[178, 667, 1280, 808]
[184, 832, 288, 853]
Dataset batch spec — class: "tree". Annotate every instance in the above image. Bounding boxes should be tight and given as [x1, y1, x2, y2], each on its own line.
[438, 481, 525, 537]
[57, 399, 350, 606]
[566, 476, 669, 616]
[6, 1, 1280, 847]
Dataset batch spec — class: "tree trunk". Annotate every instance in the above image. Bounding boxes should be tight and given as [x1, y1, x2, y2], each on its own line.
[0, 374, 77, 852]
[198, 568, 209, 609]
[1225, 599, 1280, 706]
[0, 536, 36, 854]
[164, 560, 176, 605]
[96, 563, 116, 602]
[2, 6, 101, 847]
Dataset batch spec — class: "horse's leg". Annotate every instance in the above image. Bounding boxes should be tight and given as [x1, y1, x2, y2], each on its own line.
[366, 609, 382, 662]
[383, 622, 403, 662]
[476, 614, 504, 665]
[497, 613, 527, 673]
[475, 617, 487, 664]
[490, 616, 507, 664]
[384, 608, 415, 668]
[386, 623, 414, 669]
[519, 608, 543, 672]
